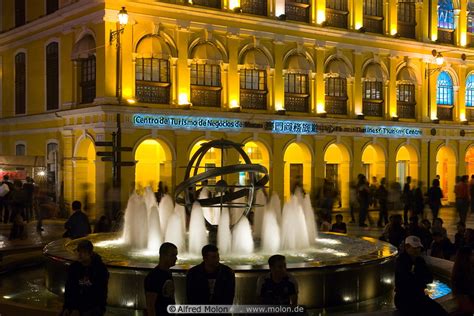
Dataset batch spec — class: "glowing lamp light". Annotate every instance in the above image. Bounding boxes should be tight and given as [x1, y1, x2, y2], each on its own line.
[230, 99, 239, 108]
[317, 103, 326, 113]
[431, 35, 438, 42]
[316, 10, 326, 24]
[178, 93, 189, 105]
[275, 102, 284, 111]
[435, 53, 444, 66]
[127, 98, 136, 105]
[390, 28, 397, 36]
[118, 7, 129, 26]
[274, 0, 285, 16]
[461, 33, 467, 47]
[229, 0, 240, 10]
[37, 170, 46, 177]
[355, 22, 363, 31]
[461, 112, 466, 121]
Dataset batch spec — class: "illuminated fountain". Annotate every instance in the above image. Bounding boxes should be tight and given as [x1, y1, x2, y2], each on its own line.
[44, 140, 398, 310]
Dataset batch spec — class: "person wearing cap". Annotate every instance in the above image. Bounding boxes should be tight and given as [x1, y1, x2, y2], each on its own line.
[62, 240, 109, 316]
[394, 235, 447, 316]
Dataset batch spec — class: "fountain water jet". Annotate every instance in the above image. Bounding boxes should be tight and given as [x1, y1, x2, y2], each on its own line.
[261, 206, 280, 253]
[217, 208, 232, 255]
[165, 212, 185, 253]
[188, 202, 208, 254]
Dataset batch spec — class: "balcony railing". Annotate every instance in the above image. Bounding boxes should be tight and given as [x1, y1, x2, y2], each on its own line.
[325, 96, 347, 115]
[363, 16, 383, 33]
[363, 100, 383, 117]
[437, 105, 453, 121]
[285, 1, 310, 23]
[192, 0, 221, 8]
[241, 0, 267, 16]
[437, 29, 454, 45]
[467, 107, 474, 121]
[240, 90, 267, 110]
[80, 81, 95, 104]
[398, 21, 416, 39]
[191, 86, 221, 107]
[285, 93, 309, 112]
[136, 82, 170, 104]
[325, 9, 348, 29]
[397, 102, 416, 119]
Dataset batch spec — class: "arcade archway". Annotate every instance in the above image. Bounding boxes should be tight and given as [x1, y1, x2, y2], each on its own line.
[324, 143, 350, 208]
[73, 137, 96, 217]
[241, 141, 270, 189]
[135, 139, 173, 192]
[465, 146, 474, 177]
[396, 145, 419, 187]
[283, 142, 312, 201]
[189, 139, 222, 186]
[436, 146, 456, 203]
[362, 144, 386, 184]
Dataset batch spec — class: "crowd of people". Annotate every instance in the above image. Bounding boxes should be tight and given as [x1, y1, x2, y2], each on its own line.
[60, 241, 299, 316]
[0, 175, 54, 239]
[2, 175, 473, 315]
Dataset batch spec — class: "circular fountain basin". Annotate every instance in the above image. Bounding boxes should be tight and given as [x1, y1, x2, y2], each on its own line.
[44, 233, 397, 309]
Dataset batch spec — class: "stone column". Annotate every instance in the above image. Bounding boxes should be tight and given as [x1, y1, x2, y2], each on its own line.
[273, 40, 285, 110]
[353, 51, 363, 116]
[388, 56, 398, 118]
[458, 64, 467, 122]
[430, 0, 438, 41]
[176, 22, 191, 105]
[61, 129, 75, 213]
[227, 33, 240, 108]
[454, 9, 461, 46]
[416, 1, 426, 41]
[316, 46, 326, 113]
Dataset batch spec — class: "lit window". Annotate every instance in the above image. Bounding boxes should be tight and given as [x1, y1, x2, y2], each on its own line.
[466, 74, 474, 106]
[438, 0, 454, 29]
[436, 71, 453, 105]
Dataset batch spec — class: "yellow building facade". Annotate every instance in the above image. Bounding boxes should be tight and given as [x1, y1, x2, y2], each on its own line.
[1, 0, 474, 217]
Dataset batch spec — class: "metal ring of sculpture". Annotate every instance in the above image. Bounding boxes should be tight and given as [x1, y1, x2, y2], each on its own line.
[174, 139, 269, 225]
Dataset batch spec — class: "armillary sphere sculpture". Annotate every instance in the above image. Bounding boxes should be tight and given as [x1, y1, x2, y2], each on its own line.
[174, 139, 269, 227]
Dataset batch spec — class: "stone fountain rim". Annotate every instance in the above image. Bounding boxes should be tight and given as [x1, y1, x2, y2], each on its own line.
[43, 233, 398, 272]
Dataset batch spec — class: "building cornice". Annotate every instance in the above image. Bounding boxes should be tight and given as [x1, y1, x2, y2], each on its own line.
[131, 1, 473, 63]
[0, 0, 104, 52]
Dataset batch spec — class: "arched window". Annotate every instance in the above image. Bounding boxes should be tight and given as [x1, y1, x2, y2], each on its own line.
[285, 0, 311, 23]
[436, 71, 454, 121]
[466, 74, 474, 106]
[15, 52, 26, 115]
[326, 0, 349, 28]
[190, 43, 222, 107]
[46, 42, 59, 110]
[72, 35, 96, 104]
[284, 54, 311, 113]
[363, 63, 385, 117]
[15, 144, 26, 156]
[325, 58, 350, 115]
[363, 0, 384, 33]
[468, 1, 474, 38]
[438, 0, 454, 29]
[438, 0, 455, 44]
[397, 0, 416, 38]
[239, 49, 269, 110]
[135, 36, 171, 104]
[437, 71, 453, 105]
[241, 0, 267, 16]
[396, 67, 417, 118]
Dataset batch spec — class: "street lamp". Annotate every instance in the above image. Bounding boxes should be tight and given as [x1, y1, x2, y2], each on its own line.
[110, 7, 128, 104]
[425, 49, 445, 122]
